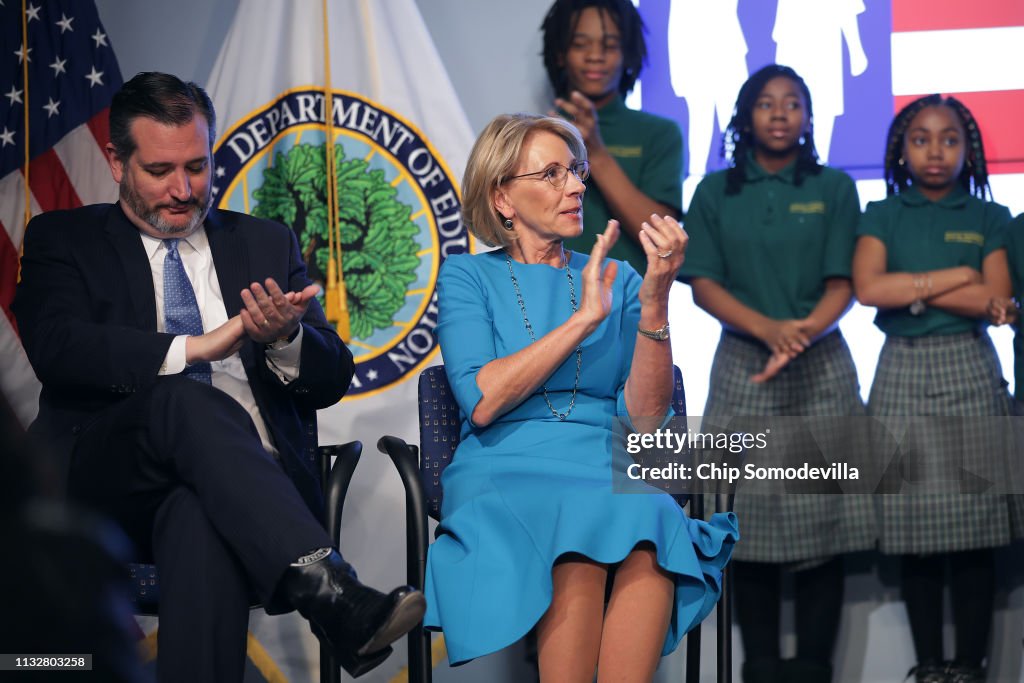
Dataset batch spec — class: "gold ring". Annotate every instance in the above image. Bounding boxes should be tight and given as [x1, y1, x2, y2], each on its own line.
[261, 319, 271, 327]
[657, 250, 673, 259]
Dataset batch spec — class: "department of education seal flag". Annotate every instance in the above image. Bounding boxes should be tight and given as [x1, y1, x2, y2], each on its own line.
[206, 0, 474, 680]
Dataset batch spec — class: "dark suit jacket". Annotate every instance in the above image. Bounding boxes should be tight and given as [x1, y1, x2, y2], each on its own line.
[13, 203, 354, 518]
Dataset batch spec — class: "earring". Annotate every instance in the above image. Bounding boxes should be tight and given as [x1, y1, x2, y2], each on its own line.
[898, 157, 905, 167]
[502, 218, 514, 231]
[798, 135, 806, 146]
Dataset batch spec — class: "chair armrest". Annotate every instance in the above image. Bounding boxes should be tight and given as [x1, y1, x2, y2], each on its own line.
[318, 441, 363, 546]
[376, 436, 429, 593]
[376, 435, 420, 497]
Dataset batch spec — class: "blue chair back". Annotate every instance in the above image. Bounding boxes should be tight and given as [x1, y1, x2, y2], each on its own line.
[417, 366, 460, 521]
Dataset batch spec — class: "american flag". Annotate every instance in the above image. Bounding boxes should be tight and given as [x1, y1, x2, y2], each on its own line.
[1, 0, 121, 424]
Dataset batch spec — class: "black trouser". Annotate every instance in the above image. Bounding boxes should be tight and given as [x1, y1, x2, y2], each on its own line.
[902, 549, 994, 668]
[733, 558, 844, 666]
[69, 376, 332, 682]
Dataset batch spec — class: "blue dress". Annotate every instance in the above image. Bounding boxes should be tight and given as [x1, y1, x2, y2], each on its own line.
[424, 250, 739, 665]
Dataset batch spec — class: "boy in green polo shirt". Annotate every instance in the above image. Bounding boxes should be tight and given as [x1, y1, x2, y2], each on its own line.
[540, 0, 683, 275]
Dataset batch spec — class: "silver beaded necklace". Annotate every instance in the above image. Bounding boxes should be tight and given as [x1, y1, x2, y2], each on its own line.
[504, 248, 582, 421]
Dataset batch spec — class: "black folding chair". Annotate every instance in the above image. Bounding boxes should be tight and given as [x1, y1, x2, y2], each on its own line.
[373, 364, 734, 683]
[126, 440, 364, 683]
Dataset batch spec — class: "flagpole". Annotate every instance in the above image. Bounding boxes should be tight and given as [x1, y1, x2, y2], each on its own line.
[21, 0, 31, 229]
[321, 0, 351, 341]
[357, 0, 381, 99]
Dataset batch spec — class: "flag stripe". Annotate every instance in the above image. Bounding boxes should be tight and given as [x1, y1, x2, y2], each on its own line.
[890, 27, 1024, 95]
[27, 148, 83, 213]
[0, 171, 31, 256]
[1, 170, 43, 317]
[0, 224, 19, 325]
[54, 123, 118, 207]
[0, 310, 40, 427]
[989, 173, 1024, 204]
[892, 0, 1024, 32]
[87, 108, 113, 148]
[895, 90, 1024, 174]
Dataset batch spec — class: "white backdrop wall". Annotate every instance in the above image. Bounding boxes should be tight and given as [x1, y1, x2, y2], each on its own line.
[95, 1, 1023, 681]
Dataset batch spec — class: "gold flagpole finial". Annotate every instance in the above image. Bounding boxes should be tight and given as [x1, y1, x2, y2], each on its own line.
[324, 257, 351, 343]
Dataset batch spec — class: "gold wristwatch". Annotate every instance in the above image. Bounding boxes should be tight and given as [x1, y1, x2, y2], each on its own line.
[637, 322, 670, 341]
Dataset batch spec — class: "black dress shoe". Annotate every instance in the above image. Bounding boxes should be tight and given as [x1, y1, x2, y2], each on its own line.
[282, 550, 426, 676]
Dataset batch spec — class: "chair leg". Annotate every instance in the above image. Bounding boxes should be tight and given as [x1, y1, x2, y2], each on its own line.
[321, 642, 341, 683]
[377, 437, 433, 683]
[319, 442, 364, 683]
[404, 445, 432, 683]
[717, 491, 735, 683]
[686, 624, 703, 683]
[685, 492, 704, 683]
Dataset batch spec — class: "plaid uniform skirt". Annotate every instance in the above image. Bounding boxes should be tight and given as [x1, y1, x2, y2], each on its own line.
[1014, 399, 1024, 539]
[702, 330, 876, 563]
[868, 331, 1016, 554]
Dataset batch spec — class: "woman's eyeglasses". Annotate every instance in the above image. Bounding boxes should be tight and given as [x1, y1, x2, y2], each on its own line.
[505, 160, 590, 189]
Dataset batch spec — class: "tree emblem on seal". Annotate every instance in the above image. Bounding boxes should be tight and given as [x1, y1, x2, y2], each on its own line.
[252, 142, 421, 340]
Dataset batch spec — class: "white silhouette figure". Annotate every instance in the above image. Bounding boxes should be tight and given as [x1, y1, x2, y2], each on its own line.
[668, 0, 748, 179]
[773, 0, 868, 163]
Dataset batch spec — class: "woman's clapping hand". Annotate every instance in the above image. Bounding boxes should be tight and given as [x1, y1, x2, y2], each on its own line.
[577, 220, 621, 332]
[638, 214, 687, 305]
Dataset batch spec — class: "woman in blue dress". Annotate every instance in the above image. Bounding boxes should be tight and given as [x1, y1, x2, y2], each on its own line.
[422, 113, 738, 681]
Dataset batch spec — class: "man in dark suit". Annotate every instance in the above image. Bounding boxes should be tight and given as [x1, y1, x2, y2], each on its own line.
[13, 72, 424, 681]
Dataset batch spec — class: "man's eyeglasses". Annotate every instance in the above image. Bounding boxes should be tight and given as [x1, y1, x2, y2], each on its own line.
[505, 160, 590, 189]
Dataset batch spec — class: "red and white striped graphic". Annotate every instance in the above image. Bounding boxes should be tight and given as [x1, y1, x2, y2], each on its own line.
[891, 0, 1024, 174]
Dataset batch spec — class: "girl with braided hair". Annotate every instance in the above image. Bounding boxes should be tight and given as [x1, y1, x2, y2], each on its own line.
[681, 64, 871, 683]
[852, 94, 1014, 683]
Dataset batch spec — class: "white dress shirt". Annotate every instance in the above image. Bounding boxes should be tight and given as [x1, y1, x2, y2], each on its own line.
[140, 228, 303, 454]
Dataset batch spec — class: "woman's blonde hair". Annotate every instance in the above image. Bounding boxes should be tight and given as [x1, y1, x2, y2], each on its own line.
[461, 113, 586, 247]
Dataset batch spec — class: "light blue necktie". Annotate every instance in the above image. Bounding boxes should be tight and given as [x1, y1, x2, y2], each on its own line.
[163, 238, 212, 384]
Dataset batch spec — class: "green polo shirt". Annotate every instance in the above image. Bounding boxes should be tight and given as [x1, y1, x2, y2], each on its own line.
[1005, 212, 1024, 397]
[566, 95, 683, 275]
[857, 185, 1011, 337]
[678, 158, 860, 321]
